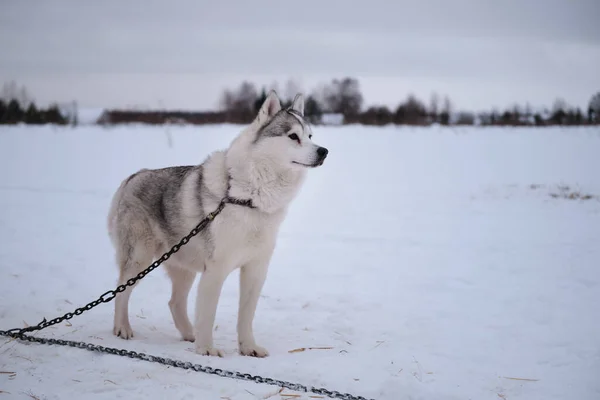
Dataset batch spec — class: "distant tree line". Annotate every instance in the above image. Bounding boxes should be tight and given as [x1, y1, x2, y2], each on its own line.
[4, 79, 597, 127]
[218, 78, 600, 127]
[0, 81, 68, 125]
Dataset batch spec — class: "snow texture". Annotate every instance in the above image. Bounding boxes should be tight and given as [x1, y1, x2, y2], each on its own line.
[1, 124, 599, 400]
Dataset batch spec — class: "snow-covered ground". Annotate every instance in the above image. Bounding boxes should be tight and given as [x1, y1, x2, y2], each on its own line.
[1, 124, 599, 400]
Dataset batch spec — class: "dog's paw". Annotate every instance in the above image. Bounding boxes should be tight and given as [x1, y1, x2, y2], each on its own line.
[113, 323, 134, 340]
[195, 345, 223, 357]
[239, 343, 269, 358]
[180, 331, 195, 342]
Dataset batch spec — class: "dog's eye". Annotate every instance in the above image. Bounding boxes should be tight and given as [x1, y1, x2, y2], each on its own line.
[309, 134, 312, 139]
[288, 133, 300, 143]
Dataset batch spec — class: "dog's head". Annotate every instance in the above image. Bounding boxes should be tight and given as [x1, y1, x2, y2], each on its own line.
[250, 91, 328, 170]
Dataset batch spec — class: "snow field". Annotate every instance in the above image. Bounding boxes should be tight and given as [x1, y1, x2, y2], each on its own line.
[1, 124, 599, 400]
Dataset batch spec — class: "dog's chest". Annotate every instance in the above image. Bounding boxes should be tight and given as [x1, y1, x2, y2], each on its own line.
[224, 207, 279, 243]
[211, 207, 283, 261]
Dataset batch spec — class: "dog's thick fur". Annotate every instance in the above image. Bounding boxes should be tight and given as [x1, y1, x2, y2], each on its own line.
[107, 91, 328, 357]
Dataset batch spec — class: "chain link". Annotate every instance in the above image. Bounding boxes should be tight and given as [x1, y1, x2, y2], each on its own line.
[0, 199, 374, 400]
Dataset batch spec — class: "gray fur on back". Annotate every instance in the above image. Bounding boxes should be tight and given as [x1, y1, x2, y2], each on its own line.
[111, 164, 211, 261]
[131, 166, 197, 238]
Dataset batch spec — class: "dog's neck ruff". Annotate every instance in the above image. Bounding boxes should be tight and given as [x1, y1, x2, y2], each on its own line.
[223, 175, 256, 209]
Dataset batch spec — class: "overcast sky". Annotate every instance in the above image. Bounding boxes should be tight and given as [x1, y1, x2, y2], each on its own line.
[1, 0, 599, 112]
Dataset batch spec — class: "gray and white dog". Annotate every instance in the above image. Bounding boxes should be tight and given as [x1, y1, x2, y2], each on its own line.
[107, 91, 328, 357]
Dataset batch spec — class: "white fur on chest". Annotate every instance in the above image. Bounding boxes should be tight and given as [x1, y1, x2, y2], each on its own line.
[170, 146, 303, 272]
[210, 205, 285, 268]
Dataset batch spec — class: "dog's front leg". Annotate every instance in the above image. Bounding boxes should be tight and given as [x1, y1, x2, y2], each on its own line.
[237, 257, 270, 357]
[194, 264, 230, 357]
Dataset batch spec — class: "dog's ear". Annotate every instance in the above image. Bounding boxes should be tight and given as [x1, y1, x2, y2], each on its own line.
[291, 93, 304, 116]
[257, 90, 281, 125]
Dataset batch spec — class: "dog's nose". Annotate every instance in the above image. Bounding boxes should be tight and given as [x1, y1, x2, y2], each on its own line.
[317, 147, 328, 159]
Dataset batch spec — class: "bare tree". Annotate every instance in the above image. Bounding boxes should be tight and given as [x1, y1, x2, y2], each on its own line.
[588, 92, 600, 123]
[442, 95, 452, 114]
[552, 98, 568, 114]
[219, 89, 235, 111]
[574, 108, 583, 125]
[219, 81, 258, 113]
[524, 102, 532, 117]
[1, 80, 33, 107]
[236, 81, 258, 111]
[19, 86, 32, 108]
[1, 81, 18, 100]
[309, 83, 328, 110]
[512, 104, 522, 124]
[321, 82, 339, 113]
[321, 77, 363, 115]
[429, 92, 439, 122]
[550, 98, 569, 125]
[490, 108, 500, 125]
[283, 78, 302, 107]
[440, 95, 453, 125]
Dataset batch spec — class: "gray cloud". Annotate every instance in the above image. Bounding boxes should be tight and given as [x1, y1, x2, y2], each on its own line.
[1, 0, 599, 111]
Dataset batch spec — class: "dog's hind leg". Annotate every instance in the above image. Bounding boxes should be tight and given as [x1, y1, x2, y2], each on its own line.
[113, 242, 153, 340]
[165, 265, 196, 342]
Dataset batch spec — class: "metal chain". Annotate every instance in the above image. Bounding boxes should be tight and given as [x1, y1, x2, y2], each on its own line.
[0, 331, 371, 400]
[0, 199, 374, 400]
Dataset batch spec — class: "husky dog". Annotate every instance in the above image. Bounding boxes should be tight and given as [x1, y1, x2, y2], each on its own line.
[107, 91, 328, 357]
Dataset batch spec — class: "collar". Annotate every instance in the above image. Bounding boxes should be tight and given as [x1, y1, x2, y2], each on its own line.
[223, 174, 256, 209]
